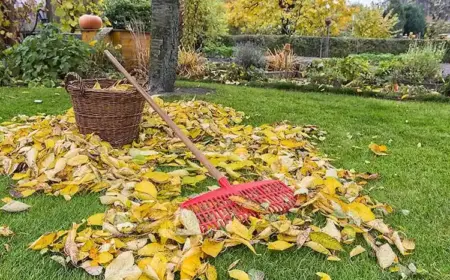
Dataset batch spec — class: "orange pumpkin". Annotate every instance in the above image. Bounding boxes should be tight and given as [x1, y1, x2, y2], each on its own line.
[79, 15, 102, 30]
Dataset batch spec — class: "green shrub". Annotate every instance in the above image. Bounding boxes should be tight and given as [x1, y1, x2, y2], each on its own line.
[0, 60, 13, 86]
[395, 42, 446, 83]
[2, 24, 91, 87]
[203, 62, 265, 83]
[308, 57, 377, 87]
[234, 42, 265, 69]
[203, 44, 234, 58]
[349, 53, 396, 63]
[104, 0, 152, 31]
[82, 41, 123, 79]
[224, 35, 450, 62]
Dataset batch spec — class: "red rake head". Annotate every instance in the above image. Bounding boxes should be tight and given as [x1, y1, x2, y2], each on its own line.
[181, 179, 295, 233]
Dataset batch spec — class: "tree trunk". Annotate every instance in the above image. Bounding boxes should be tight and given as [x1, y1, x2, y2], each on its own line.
[149, 0, 179, 93]
[45, 0, 54, 22]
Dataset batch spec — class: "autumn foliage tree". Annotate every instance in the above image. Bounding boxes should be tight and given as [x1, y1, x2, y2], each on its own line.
[180, 0, 228, 49]
[226, 0, 354, 36]
[351, 6, 399, 38]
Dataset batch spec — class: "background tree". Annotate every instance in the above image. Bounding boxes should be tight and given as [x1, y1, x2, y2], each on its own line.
[426, 0, 450, 21]
[386, 0, 406, 35]
[404, 4, 426, 36]
[180, 0, 228, 49]
[149, 0, 179, 92]
[226, 0, 353, 36]
[351, 6, 399, 38]
[0, 0, 35, 48]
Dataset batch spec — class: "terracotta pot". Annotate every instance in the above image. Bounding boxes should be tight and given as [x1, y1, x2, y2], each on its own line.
[79, 15, 102, 30]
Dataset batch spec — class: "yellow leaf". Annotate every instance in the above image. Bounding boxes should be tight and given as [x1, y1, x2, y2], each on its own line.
[135, 181, 158, 198]
[202, 239, 224, 257]
[309, 232, 343, 251]
[368, 143, 388, 156]
[144, 171, 170, 183]
[98, 252, 114, 264]
[149, 252, 167, 280]
[87, 213, 105, 226]
[350, 245, 366, 258]
[182, 175, 207, 186]
[267, 240, 294, 251]
[181, 254, 201, 278]
[228, 196, 268, 213]
[138, 243, 165, 257]
[45, 139, 55, 149]
[227, 236, 257, 255]
[323, 177, 342, 196]
[347, 202, 376, 222]
[12, 173, 28, 180]
[305, 241, 331, 255]
[29, 232, 57, 250]
[280, 139, 306, 149]
[206, 264, 218, 280]
[327, 256, 341, 262]
[228, 269, 250, 280]
[20, 189, 36, 198]
[67, 155, 89, 166]
[316, 272, 332, 280]
[227, 219, 251, 240]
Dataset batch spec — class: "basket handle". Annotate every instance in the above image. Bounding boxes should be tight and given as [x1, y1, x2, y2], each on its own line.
[64, 72, 85, 95]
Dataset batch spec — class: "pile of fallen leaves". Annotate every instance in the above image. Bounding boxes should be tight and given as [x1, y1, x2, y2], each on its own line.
[0, 98, 416, 279]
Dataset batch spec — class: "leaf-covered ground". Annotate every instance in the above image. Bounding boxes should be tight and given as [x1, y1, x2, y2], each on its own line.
[1, 82, 450, 279]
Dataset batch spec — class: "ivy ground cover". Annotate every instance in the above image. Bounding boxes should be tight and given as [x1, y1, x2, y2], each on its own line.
[1, 82, 450, 279]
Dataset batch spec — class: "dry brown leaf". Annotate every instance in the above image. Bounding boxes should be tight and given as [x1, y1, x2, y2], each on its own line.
[376, 244, 397, 269]
[1, 200, 31, 212]
[64, 223, 79, 266]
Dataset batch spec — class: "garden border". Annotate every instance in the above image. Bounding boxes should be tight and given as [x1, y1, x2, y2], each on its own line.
[180, 78, 450, 103]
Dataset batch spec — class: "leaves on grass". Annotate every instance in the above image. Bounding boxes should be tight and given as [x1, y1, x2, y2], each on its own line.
[229, 269, 250, 280]
[104, 251, 141, 280]
[310, 232, 343, 251]
[316, 272, 332, 280]
[369, 143, 388, 156]
[87, 213, 104, 226]
[0, 225, 14, 237]
[202, 239, 225, 257]
[350, 245, 366, 258]
[376, 244, 397, 269]
[0, 99, 414, 276]
[1, 200, 31, 212]
[229, 196, 269, 213]
[267, 240, 294, 251]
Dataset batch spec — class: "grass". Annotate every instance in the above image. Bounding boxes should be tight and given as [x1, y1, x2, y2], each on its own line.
[1, 83, 450, 279]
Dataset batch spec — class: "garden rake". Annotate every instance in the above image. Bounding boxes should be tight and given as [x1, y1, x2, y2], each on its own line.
[105, 50, 296, 232]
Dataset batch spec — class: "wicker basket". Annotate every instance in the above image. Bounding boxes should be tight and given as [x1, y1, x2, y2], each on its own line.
[64, 73, 145, 147]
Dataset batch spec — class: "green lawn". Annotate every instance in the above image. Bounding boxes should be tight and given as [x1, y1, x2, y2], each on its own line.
[1, 82, 450, 279]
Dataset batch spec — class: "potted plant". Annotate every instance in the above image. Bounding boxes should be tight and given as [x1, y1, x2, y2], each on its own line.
[80, 0, 151, 69]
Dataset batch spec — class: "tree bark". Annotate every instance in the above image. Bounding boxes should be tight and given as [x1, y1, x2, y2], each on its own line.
[149, 0, 179, 93]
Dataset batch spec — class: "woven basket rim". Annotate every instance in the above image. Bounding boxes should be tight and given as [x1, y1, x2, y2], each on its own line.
[66, 78, 140, 95]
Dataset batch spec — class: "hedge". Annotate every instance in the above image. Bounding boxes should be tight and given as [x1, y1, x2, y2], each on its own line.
[222, 35, 450, 62]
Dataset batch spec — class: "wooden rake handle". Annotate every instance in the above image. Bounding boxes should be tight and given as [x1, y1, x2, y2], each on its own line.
[104, 50, 226, 183]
